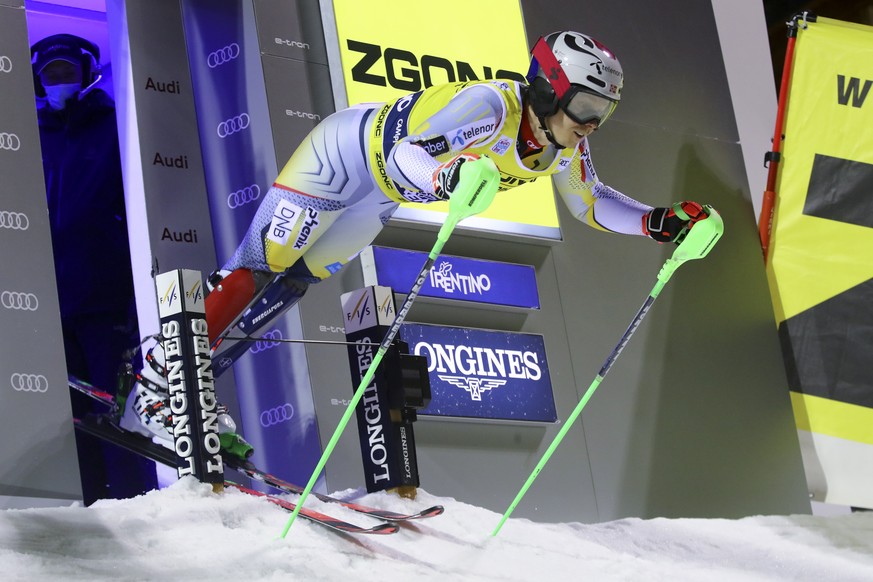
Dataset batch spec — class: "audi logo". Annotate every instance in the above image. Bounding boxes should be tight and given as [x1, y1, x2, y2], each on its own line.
[216, 113, 250, 138]
[10, 373, 48, 393]
[0, 133, 21, 151]
[0, 211, 29, 230]
[1, 291, 38, 311]
[207, 43, 241, 68]
[250, 329, 282, 354]
[260, 403, 294, 427]
[0, 56, 11, 73]
[227, 184, 261, 209]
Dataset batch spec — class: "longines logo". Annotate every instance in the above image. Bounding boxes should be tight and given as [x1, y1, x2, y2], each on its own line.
[438, 375, 507, 401]
[1, 291, 39, 311]
[207, 43, 240, 68]
[10, 373, 48, 393]
[0, 56, 11, 73]
[259, 403, 294, 427]
[217, 113, 250, 138]
[0, 211, 28, 230]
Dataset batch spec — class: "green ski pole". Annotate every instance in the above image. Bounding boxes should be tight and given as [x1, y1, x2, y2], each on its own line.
[280, 156, 500, 538]
[492, 206, 724, 537]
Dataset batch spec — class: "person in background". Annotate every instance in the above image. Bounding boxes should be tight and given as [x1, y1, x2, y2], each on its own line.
[31, 33, 156, 504]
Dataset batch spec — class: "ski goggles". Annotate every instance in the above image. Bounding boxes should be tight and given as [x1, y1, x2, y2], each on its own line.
[558, 87, 618, 127]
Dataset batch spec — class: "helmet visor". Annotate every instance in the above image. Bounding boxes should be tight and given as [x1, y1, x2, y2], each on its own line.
[562, 89, 617, 127]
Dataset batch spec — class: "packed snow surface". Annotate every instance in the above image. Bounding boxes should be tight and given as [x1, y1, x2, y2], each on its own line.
[2, 478, 873, 581]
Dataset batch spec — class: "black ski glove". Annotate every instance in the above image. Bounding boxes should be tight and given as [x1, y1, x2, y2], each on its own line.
[643, 201, 707, 243]
[432, 153, 481, 200]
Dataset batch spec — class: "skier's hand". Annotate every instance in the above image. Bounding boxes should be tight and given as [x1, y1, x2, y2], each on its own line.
[432, 153, 481, 200]
[643, 201, 707, 243]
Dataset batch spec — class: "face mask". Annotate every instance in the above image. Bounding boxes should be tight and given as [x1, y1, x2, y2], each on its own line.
[44, 83, 80, 110]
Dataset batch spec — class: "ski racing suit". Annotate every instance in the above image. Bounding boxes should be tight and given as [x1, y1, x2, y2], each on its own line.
[206, 79, 653, 372]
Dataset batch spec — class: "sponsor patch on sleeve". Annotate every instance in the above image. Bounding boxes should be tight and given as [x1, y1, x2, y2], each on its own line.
[447, 117, 497, 149]
[417, 136, 450, 157]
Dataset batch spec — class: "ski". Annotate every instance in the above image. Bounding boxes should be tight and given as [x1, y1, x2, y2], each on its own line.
[69, 376, 444, 523]
[73, 414, 398, 536]
[227, 459, 444, 522]
[69, 376, 115, 407]
[223, 482, 398, 535]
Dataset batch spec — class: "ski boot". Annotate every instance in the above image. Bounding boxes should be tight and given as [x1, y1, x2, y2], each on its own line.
[118, 340, 254, 460]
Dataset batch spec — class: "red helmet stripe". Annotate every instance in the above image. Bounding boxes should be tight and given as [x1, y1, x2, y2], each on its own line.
[531, 36, 571, 99]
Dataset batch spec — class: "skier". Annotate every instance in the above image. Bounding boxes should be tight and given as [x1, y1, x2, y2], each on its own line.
[122, 31, 710, 456]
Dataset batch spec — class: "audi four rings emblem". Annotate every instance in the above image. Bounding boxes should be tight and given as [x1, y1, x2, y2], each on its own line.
[207, 43, 241, 68]
[260, 403, 294, 427]
[10, 373, 49, 393]
[250, 329, 282, 353]
[227, 184, 261, 209]
[0, 211, 29, 230]
[0, 56, 12, 73]
[1, 291, 38, 311]
[216, 113, 250, 138]
[0, 133, 21, 151]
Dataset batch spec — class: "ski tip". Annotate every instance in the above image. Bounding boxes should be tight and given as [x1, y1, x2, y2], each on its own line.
[422, 505, 445, 518]
[373, 523, 401, 535]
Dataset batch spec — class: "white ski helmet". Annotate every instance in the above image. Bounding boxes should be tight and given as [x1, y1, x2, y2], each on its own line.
[527, 31, 623, 127]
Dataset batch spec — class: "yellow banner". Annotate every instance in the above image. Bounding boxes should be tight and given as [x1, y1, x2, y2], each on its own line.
[331, 0, 560, 235]
[769, 17, 873, 323]
[767, 17, 873, 507]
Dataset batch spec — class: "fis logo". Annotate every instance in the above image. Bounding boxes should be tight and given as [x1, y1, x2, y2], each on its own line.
[377, 293, 395, 319]
[267, 199, 304, 246]
[160, 281, 179, 308]
[347, 292, 372, 325]
[438, 375, 507, 401]
[186, 280, 203, 304]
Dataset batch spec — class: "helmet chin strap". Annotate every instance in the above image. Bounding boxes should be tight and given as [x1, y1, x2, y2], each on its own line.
[537, 114, 568, 149]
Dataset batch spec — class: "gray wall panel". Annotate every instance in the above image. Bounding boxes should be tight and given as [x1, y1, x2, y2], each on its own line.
[259, 54, 334, 167]
[253, 0, 328, 64]
[0, 4, 82, 503]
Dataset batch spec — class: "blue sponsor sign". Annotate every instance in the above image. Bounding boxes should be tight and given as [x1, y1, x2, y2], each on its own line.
[363, 246, 539, 309]
[400, 323, 556, 423]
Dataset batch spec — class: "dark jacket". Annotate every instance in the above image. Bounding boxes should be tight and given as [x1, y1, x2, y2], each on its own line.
[38, 88, 134, 318]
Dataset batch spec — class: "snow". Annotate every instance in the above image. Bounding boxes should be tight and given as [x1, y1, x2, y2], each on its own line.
[2, 478, 873, 581]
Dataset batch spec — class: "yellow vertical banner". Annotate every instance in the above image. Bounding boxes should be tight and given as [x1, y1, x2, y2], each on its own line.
[331, 0, 561, 238]
[767, 16, 873, 508]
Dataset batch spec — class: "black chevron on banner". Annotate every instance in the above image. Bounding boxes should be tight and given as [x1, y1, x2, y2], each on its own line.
[804, 154, 873, 229]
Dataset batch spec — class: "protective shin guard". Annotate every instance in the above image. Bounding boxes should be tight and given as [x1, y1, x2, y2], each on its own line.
[205, 269, 257, 344]
[209, 276, 310, 379]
